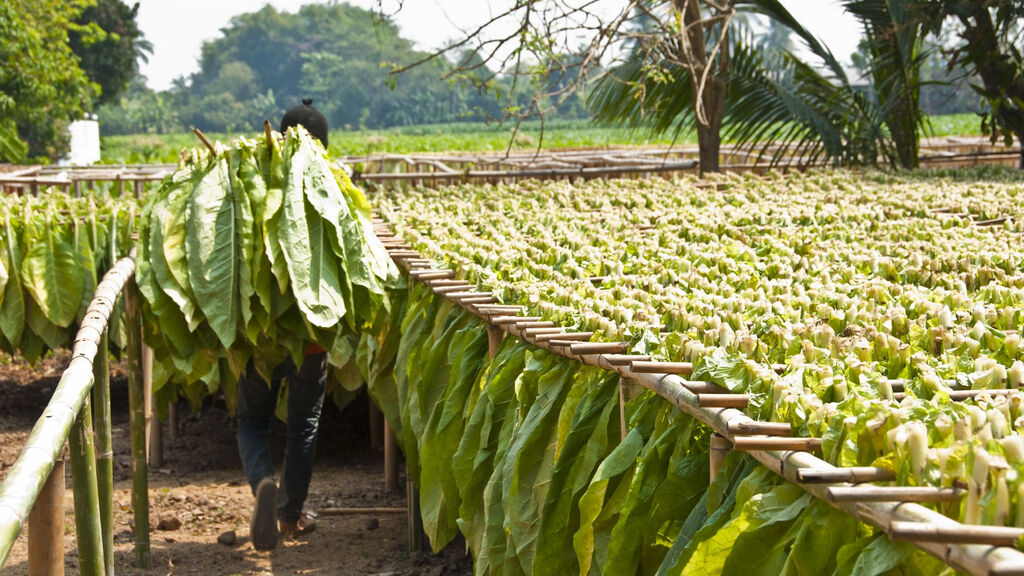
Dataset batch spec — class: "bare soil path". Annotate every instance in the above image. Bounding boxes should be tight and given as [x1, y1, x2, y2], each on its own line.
[0, 352, 471, 576]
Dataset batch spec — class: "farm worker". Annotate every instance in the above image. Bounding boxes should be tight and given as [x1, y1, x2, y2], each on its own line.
[236, 98, 329, 551]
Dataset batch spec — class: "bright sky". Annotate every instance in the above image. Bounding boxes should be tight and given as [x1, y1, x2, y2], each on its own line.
[137, 0, 862, 92]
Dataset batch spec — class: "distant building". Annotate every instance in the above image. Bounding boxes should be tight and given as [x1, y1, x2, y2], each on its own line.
[65, 115, 101, 166]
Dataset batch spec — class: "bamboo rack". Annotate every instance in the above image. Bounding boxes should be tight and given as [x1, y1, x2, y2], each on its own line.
[0, 256, 138, 569]
[375, 233, 1024, 576]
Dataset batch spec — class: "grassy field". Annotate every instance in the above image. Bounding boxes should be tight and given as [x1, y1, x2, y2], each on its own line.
[100, 114, 985, 165]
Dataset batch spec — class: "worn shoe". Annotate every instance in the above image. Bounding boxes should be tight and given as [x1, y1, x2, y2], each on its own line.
[279, 511, 317, 540]
[250, 477, 279, 551]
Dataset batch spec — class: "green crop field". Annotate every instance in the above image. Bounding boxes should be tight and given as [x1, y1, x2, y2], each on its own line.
[98, 114, 985, 166]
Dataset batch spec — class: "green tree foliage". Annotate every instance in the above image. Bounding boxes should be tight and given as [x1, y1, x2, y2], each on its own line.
[0, 0, 97, 160]
[96, 76, 182, 135]
[912, 0, 1024, 168]
[69, 0, 151, 106]
[844, 0, 927, 169]
[162, 3, 508, 135]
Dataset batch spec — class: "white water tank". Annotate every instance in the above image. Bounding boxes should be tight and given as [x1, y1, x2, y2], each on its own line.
[67, 116, 100, 165]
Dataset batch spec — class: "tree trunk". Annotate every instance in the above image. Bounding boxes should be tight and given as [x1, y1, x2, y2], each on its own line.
[678, 0, 728, 175]
[696, 96, 723, 174]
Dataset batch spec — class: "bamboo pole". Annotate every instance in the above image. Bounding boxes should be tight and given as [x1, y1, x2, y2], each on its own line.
[600, 354, 651, 367]
[731, 437, 822, 452]
[124, 275, 150, 569]
[491, 316, 539, 325]
[617, 377, 643, 440]
[68, 397, 105, 576]
[726, 419, 792, 436]
[406, 471, 425, 552]
[167, 400, 178, 444]
[889, 522, 1024, 546]
[27, 459, 64, 576]
[383, 420, 399, 493]
[630, 361, 694, 375]
[709, 434, 732, 483]
[369, 399, 384, 451]
[515, 321, 556, 329]
[487, 325, 505, 361]
[92, 331, 114, 576]
[318, 507, 406, 516]
[568, 342, 630, 355]
[408, 269, 453, 280]
[796, 467, 895, 484]
[696, 394, 749, 409]
[534, 331, 593, 343]
[827, 486, 963, 503]
[143, 346, 161, 468]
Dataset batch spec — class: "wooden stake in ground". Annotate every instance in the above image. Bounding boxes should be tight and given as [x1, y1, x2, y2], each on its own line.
[27, 460, 64, 576]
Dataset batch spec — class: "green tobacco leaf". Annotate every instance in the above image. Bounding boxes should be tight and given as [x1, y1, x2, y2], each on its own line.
[261, 137, 289, 295]
[186, 156, 241, 349]
[503, 352, 575, 573]
[603, 405, 702, 576]
[0, 245, 8, 310]
[419, 319, 489, 550]
[0, 215, 25, 346]
[279, 138, 346, 328]
[574, 428, 644, 576]
[25, 298, 69, 350]
[21, 225, 84, 328]
[454, 339, 527, 567]
[72, 219, 97, 324]
[534, 368, 618, 576]
[229, 147, 256, 338]
[654, 454, 755, 576]
[158, 165, 203, 330]
[238, 145, 273, 335]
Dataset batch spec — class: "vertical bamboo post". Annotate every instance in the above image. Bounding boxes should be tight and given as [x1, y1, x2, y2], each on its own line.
[92, 331, 114, 576]
[618, 377, 642, 440]
[68, 397, 105, 576]
[709, 434, 732, 483]
[406, 467, 425, 552]
[27, 458, 64, 576]
[383, 420, 399, 493]
[368, 399, 383, 451]
[486, 325, 504, 361]
[124, 276, 150, 569]
[166, 399, 178, 444]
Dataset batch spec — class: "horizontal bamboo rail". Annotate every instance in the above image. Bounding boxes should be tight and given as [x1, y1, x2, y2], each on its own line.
[890, 522, 1024, 546]
[827, 486, 964, 503]
[319, 507, 406, 516]
[0, 256, 136, 567]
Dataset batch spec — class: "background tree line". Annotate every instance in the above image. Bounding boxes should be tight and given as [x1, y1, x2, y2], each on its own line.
[97, 3, 589, 136]
[2, 0, 1019, 167]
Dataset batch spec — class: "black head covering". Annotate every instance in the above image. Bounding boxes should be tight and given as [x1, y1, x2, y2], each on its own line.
[280, 98, 328, 147]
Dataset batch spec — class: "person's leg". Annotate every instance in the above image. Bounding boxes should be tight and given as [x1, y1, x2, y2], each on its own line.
[235, 360, 279, 493]
[278, 352, 327, 523]
[236, 360, 284, 550]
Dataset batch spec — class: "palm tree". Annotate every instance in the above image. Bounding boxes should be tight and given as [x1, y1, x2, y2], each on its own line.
[589, 0, 931, 170]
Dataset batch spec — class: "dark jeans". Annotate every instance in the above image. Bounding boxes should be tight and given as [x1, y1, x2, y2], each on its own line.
[236, 353, 327, 522]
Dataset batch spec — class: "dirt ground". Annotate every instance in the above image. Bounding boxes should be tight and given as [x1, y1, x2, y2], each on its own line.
[0, 351, 473, 576]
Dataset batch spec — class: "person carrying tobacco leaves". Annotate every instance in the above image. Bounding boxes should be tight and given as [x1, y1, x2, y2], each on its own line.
[236, 98, 330, 551]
